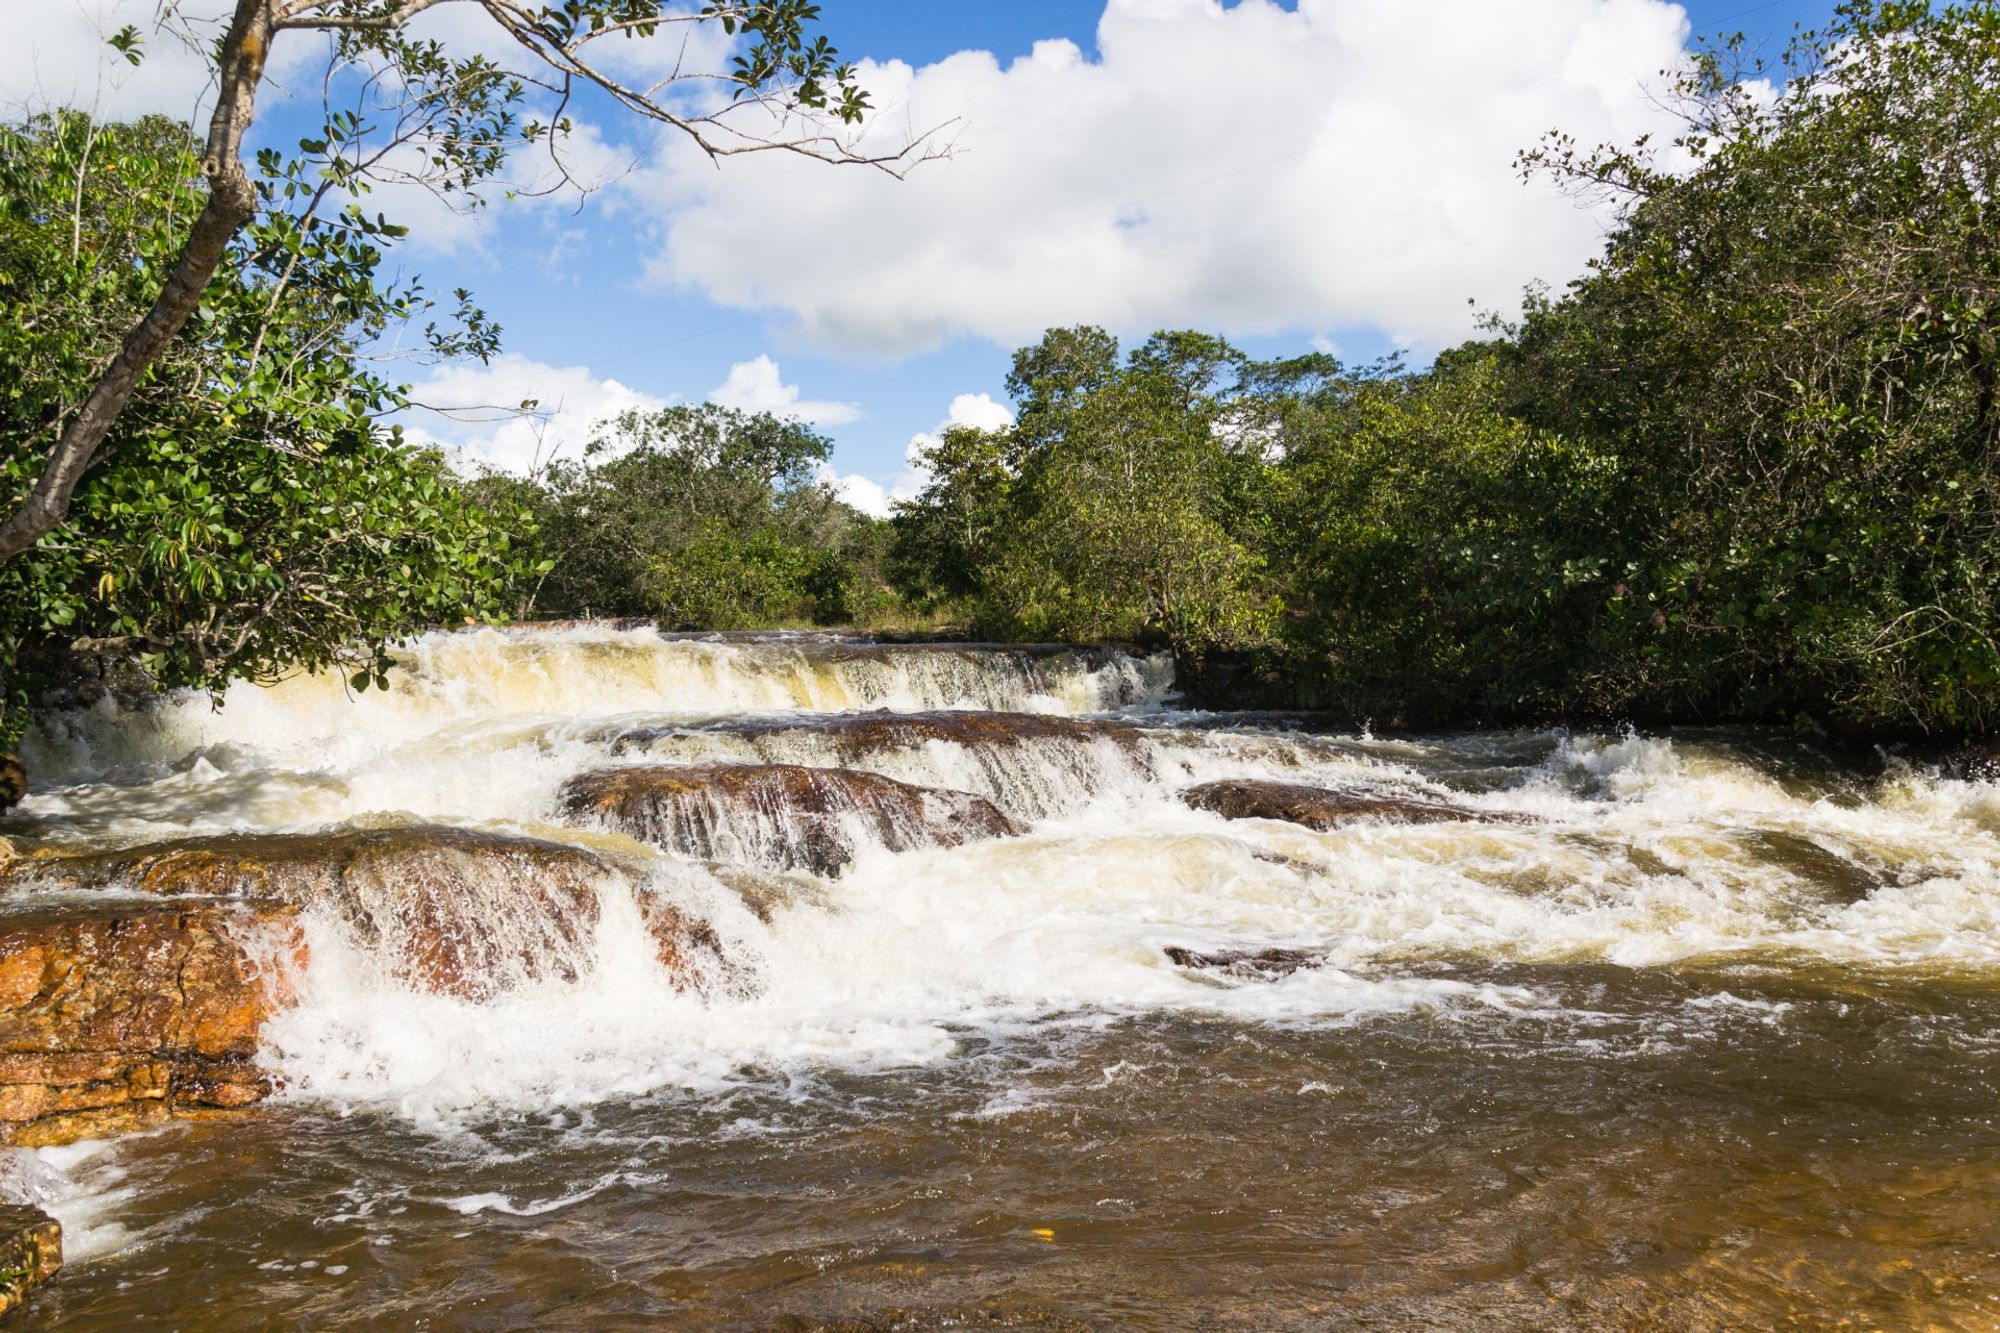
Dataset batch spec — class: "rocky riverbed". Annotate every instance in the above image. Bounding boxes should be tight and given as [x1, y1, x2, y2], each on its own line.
[0, 626, 1996, 1327]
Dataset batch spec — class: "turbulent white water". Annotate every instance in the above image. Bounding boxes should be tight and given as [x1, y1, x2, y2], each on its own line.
[8, 624, 2000, 1137]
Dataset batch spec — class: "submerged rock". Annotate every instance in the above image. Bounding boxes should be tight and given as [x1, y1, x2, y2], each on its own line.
[702, 862, 834, 922]
[1180, 778, 1527, 830]
[562, 763, 1025, 875]
[0, 1204, 60, 1314]
[1740, 830, 1886, 906]
[609, 710, 1155, 821]
[1164, 945, 1322, 979]
[614, 709, 1145, 762]
[1, 826, 721, 1001]
[0, 900, 302, 1146]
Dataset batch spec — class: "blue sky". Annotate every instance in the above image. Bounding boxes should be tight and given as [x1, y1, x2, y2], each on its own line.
[15, 0, 1841, 509]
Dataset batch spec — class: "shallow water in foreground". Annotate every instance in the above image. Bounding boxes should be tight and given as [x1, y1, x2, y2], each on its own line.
[22, 982, 2000, 1330]
[6, 627, 2000, 1328]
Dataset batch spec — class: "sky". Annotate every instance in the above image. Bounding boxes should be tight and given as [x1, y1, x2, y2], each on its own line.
[10, 0, 1839, 513]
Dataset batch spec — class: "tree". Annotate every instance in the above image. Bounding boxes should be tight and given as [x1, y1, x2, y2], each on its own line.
[0, 112, 531, 745]
[478, 403, 891, 626]
[1512, 0, 2000, 731]
[893, 327, 1274, 658]
[1272, 349, 1626, 724]
[887, 424, 1014, 605]
[0, 0, 943, 568]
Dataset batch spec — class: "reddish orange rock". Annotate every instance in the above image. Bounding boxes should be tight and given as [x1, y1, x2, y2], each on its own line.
[4, 826, 732, 1002]
[0, 825, 739, 1144]
[562, 762, 1026, 875]
[0, 900, 302, 1147]
[0, 1203, 61, 1315]
[6, 828, 616, 1001]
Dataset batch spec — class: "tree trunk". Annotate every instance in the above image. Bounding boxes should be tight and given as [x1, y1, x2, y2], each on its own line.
[0, 0, 275, 565]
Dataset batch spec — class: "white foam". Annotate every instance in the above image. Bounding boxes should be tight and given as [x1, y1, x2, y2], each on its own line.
[6, 1139, 148, 1263]
[5, 628, 2000, 1136]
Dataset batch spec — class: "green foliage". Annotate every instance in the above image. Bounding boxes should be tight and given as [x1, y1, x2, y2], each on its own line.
[0, 112, 529, 741]
[476, 404, 897, 628]
[887, 425, 1013, 604]
[647, 523, 821, 628]
[1505, 0, 2000, 731]
[894, 328, 1275, 659]
[888, 4, 2000, 736]
[1271, 351, 1630, 724]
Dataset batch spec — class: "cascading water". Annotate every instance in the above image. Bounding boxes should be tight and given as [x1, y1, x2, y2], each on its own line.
[5, 624, 2000, 1329]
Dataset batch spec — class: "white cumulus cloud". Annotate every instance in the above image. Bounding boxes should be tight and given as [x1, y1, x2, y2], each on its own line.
[709, 356, 863, 425]
[934, 392, 1015, 434]
[5, 0, 272, 122]
[821, 391, 1017, 518]
[402, 353, 670, 474]
[636, 0, 1696, 356]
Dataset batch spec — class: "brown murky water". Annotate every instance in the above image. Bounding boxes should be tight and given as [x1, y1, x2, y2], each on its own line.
[19, 964, 2000, 1330]
[6, 629, 2000, 1329]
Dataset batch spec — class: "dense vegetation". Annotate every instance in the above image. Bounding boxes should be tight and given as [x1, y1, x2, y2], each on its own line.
[0, 0, 895, 781]
[4, 0, 1992, 760]
[888, 2, 2000, 736]
[0, 112, 530, 746]
[468, 405, 897, 629]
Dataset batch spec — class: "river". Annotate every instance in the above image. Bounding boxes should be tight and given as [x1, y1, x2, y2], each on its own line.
[3, 625, 1998, 1329]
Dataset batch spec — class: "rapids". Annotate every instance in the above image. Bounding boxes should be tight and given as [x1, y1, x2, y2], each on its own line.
[4, 625, 2000, 1328]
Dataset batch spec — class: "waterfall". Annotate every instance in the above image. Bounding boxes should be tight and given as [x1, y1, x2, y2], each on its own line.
[3, 623, 1999, 1137]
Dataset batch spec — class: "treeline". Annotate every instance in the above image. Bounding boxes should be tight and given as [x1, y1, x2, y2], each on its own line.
[3, 2, 1992, 751]
[887, 2, 2000, 736]
[466, 406, 901, 630]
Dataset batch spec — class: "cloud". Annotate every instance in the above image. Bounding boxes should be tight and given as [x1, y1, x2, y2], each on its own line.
[406, 353, 875, 478]
[636, 0, 1696, 357]
[821, 391, 1017, 518]
[5, 2, 632, 262]
[2, 0, 323, 122]
[709, 356, 863, 425]
[818, 470, 896, 518]
[935, 392, 1015, 434]
[402, 354, 670, 474]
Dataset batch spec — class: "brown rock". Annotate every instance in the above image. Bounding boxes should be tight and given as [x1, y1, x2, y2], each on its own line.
[613, 710, 1145, 763]
[0, 825, 745, 1143]
[1164, 945, 1322, 979]
[0, 757, 23, 813]
[563, 763, 1026, 876]
[0, 1203, 61, 1316]
[637, 898, 746, 991]
[0, 900, 302, 1146]
[5, 825, 731, 1007]
[704, 862, 833, 923]
[1180, 778, 1530, 830]
[5, 827, 624, 1001]
[0, 945, 43, 1011]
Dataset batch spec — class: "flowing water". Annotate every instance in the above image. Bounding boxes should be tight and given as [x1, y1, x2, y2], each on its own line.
[4, 626, 2000, 1329]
